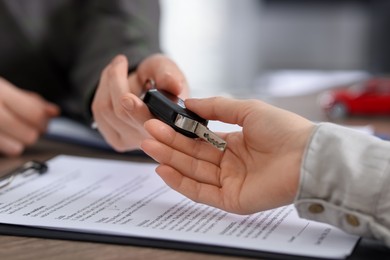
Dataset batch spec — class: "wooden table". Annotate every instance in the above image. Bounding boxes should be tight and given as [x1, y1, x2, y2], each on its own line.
[1, 91, 390, 260]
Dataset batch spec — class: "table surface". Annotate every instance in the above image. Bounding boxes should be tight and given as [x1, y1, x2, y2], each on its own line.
[1, 92, 390, 260]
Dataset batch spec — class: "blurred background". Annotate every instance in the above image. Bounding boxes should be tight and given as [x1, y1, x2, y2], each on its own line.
[159, 0, 390, 98]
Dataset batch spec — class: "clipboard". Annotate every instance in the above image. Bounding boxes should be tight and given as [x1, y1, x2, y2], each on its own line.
[0, 161, 48, 189]
[2, 219, 389, 260]
[0, 222, 317, 260]
[0, 156, 362, 260]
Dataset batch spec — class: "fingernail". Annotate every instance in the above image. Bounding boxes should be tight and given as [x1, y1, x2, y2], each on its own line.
[112, 55, 126, 64]
[121, 97, 134, 111]
[46, 103, 60, 115]
[7, 142, 23, 157]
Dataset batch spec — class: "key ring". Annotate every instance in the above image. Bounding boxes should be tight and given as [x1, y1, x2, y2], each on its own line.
[144, 78, 156, 89]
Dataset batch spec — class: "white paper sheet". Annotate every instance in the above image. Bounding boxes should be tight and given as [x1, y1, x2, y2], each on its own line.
[0, 155, 359, 259]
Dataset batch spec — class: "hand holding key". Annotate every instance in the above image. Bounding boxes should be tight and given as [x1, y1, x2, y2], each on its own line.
[143, 86, 226, 151]
[91, 54, 189, 152]
[141, 96, 315, 214]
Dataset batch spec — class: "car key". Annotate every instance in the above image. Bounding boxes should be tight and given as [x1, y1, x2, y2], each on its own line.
[143, 80, 227, 151]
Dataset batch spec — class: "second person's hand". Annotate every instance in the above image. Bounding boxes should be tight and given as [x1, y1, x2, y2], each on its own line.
[141, 97, 315, 214]
[92, 54, 189, 152]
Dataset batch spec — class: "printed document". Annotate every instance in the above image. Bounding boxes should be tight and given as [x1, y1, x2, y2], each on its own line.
[0, 155, 359, 259]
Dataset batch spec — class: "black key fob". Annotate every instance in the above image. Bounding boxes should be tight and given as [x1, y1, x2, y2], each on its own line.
[143, 88, 208, 138]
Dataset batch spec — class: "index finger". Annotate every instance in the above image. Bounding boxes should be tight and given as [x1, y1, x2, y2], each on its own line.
[144, 119, 223, 164]
[103, 55, 131, 101]
[137, 54, 189, 97]
[185, 97, 259, 126]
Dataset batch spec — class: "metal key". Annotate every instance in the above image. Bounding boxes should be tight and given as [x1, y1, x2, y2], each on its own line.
[143, 80, 227, 151]
[174, 114, 227, 151]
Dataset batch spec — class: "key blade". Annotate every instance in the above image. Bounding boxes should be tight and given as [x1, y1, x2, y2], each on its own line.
[194, 123, 227, 151]
[175, 115, 227, 151]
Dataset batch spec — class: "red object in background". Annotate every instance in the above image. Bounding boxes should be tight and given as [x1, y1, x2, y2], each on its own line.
[319, 77, 390, 119]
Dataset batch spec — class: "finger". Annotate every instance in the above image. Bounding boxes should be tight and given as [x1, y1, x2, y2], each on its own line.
[121, 94, 152, 122]
[44, 102, 60, 117]
[104, 55, 132, 119]
[121, 74, 154, 124]
[26, 91, 60, 117]
[141, 138, 221, 186]
[0, 133, 24, 157]
[97, 55, 147, 130]
[144, 119, 223, 164]
[137, 54, 188, 97]
[185, 97, 257, 126]
[156, 164, 225, 209]
[3, 87, 59, 131]
[106, 55, 157, 129]
[0, 107, 40, 145]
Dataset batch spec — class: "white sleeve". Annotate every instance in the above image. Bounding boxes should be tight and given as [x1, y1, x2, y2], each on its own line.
[294, 122, 390, 246]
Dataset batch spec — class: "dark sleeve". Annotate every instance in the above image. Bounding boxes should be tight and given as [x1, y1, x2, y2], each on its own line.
[70, 0, 161, 121]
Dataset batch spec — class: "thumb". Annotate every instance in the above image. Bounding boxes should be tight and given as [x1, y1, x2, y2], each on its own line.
[185, 97, 250, 126]
[137, 54, 188, 97]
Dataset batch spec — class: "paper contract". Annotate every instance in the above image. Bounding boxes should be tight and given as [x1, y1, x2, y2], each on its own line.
[0, 155, 359, 259]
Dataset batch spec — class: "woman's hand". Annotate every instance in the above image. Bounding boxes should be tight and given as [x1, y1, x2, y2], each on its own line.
[141, 97, 314, 214]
